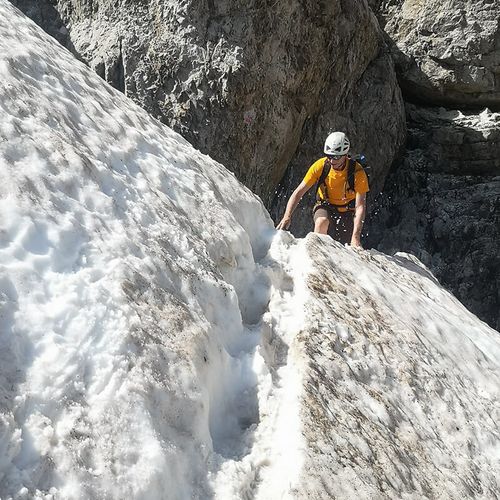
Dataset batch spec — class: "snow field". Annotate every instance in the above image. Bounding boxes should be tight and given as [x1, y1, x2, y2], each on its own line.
[296, 235, 500, 499]
[0, 2, 309, 498]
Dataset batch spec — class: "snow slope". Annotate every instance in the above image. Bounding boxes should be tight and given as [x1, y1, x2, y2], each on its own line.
[0, 3, 306, 498]
[1, 2, 499, 499]
[295, 238, 500, 499]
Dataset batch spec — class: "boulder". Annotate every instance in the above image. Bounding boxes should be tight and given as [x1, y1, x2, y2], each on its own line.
[376, 0, 500, 109]
[368, 104, 500, 330]
[11, 0, 406, 205]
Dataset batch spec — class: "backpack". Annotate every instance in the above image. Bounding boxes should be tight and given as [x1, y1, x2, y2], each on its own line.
[315, 154, 369, 207]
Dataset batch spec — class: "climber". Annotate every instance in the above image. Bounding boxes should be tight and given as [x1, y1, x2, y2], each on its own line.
[276, 131, 369, 248]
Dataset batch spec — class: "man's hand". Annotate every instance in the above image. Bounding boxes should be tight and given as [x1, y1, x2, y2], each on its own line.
[276, 215, 291, 230]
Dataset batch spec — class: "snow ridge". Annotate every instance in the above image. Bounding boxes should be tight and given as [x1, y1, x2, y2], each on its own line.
[293, 235, 500, 499]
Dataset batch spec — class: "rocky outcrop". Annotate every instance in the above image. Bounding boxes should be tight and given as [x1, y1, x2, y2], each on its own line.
[376, 0, 500, 109]
[367, 104, 500, 330]
[364, 0, 500, 330]
[271, 48, 406, 237]
[10, 0, 406, 205]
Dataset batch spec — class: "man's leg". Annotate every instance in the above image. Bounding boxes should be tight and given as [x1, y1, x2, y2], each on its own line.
[313, 207, 330, 234]
[337, 211, 354, 244]
[327, 211, 354, 244]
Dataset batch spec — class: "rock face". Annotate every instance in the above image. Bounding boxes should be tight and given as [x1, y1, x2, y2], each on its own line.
[10, 0, 406, 205]
[271, 48, 406, 237]
[377, 0, 500, 109]
[365, 0, 500, 330]
[367, 104, 500, 330]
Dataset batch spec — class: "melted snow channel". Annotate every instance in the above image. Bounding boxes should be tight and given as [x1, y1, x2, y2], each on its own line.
[209, 231, 308, 499]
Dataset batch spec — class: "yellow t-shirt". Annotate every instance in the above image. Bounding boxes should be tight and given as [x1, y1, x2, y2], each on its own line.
[303, 157, 369, 209]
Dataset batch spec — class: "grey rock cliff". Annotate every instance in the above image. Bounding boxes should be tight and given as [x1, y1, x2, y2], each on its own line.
[366, 0, 500, 330]
[272, 48, 406, 237]
[367, 104, 500, 330]
[10, 0, 406, 205]
[377, 0, 500, 109]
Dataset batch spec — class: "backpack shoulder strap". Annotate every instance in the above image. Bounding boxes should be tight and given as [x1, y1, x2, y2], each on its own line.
[347, 157, 356, 192]
[315, 158, 331, 201]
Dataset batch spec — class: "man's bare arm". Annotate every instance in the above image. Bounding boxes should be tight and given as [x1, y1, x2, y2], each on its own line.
[276, 181, 311, 230]
[351, 192, 367, 247]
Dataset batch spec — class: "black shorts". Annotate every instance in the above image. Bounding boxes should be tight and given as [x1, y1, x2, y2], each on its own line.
[313, 204, 354, 244]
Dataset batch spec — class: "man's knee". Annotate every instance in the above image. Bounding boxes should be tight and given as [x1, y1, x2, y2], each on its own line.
[314, 216, 329, 234]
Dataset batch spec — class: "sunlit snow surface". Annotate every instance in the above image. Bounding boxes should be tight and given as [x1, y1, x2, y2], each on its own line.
[297, 238, 500, 499]
[0, 2, 302, 498]
[0, 2, 499, 500]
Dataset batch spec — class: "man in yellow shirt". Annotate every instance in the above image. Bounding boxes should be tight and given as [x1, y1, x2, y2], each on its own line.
[276, 132, 369, 247]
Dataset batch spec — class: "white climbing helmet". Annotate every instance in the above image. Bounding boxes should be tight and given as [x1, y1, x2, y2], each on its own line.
[324, 131, 350, 156]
